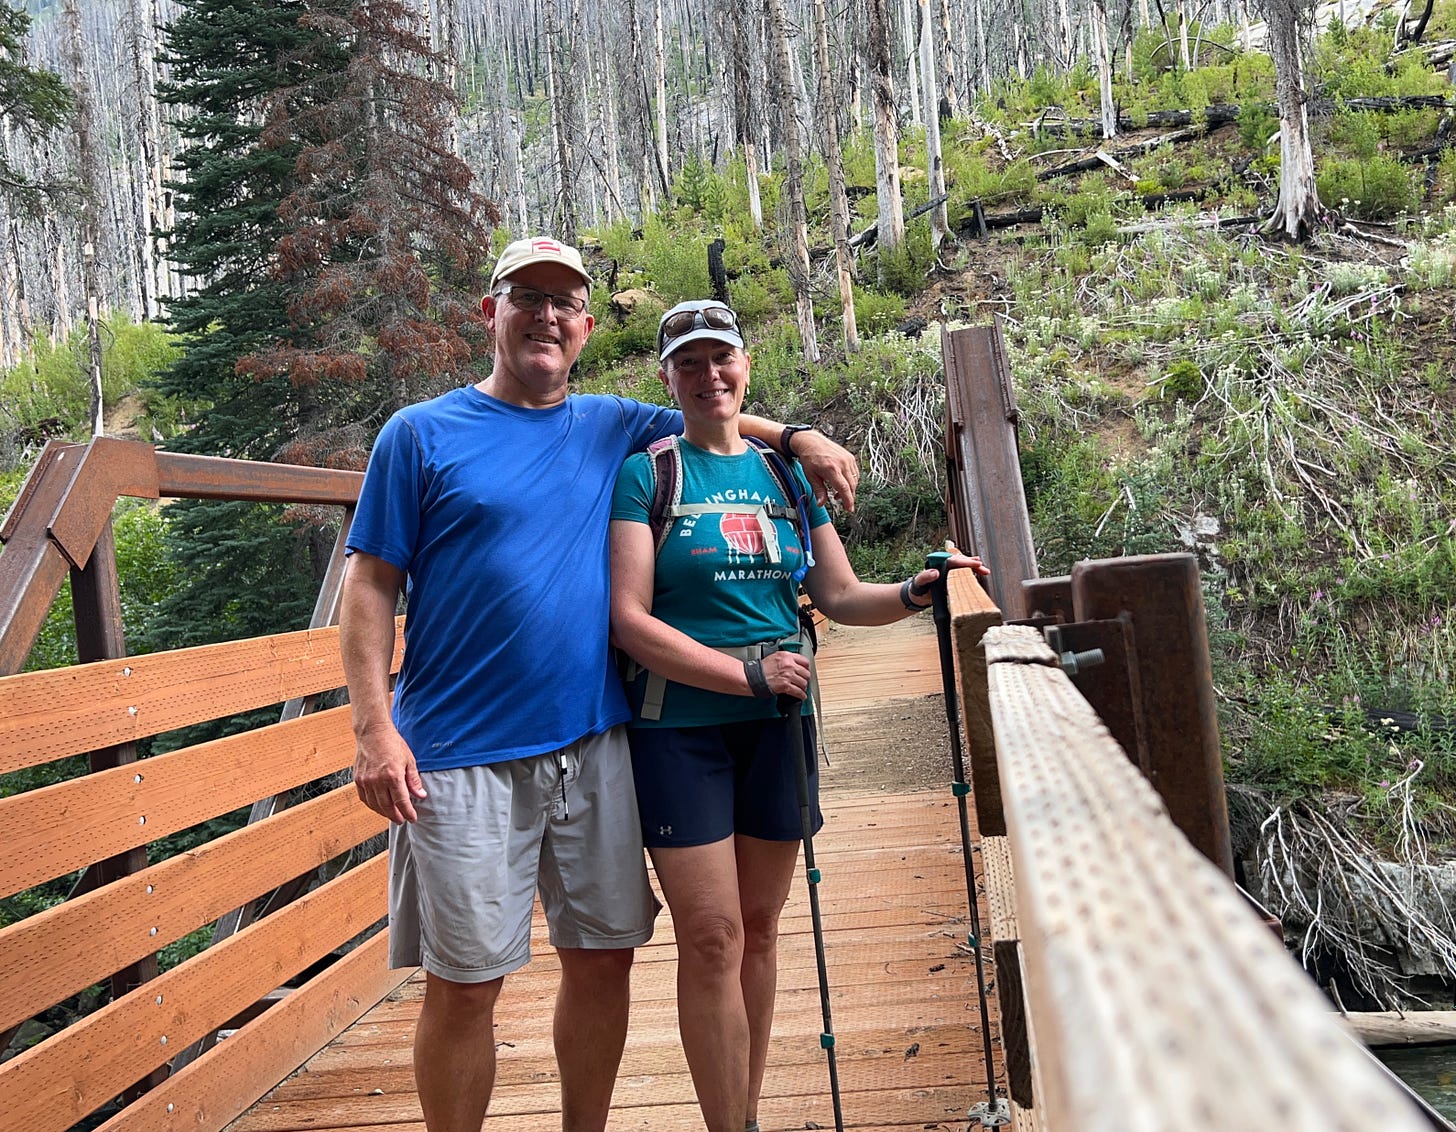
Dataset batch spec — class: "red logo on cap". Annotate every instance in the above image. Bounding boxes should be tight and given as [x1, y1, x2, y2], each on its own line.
[531, 239, 562, 254]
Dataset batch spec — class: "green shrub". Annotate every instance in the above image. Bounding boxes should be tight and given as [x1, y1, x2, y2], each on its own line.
[1238, 101, 1280, 151]
[637, 216, 713, 300]
[850, 285, 908, 337]
[1317, 154, 1419, 219]
[0, 315, 181, 451]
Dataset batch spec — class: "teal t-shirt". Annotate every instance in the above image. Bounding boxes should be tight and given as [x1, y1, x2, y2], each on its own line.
[611, 440, 831, 727]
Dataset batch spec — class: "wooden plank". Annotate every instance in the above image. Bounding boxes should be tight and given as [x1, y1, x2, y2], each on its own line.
[0, 784, 385, 1032]
[0, 855, 387, 1132]
[1340, 1010, 1456, 1047]
[228, 790, 995, 1132]
[984, 623, 1431, 1132]
[237, 1048, 973, 1106]
[949, 568, 1004, 836]
[306, 1021, 975, 1076]
[0, 706, 359, 896]
[981, 835, 1018, 944]
[96, 931, 411, 1132]
[229, 1083, 977, 1131]
[0, 618, 402, 773]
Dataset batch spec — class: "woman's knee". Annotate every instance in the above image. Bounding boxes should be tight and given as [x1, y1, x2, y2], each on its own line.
[740, 907, 782, 956]
[676, 910, 745, 974]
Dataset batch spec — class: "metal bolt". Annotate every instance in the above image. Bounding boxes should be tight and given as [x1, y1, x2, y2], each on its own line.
[1059, 648, 1105, 676]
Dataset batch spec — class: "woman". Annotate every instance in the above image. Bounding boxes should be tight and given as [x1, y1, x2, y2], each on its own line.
[609, 300, 988, 1132]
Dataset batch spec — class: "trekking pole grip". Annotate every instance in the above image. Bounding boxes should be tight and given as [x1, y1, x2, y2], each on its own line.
[925, 550, 952, 625]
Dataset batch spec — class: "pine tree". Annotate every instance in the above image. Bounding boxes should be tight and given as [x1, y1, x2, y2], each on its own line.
[0, 1, 74, 211]
[148, 0, 346, 668]
[156, 0, 348, 460]
[235, 0, 499, 464]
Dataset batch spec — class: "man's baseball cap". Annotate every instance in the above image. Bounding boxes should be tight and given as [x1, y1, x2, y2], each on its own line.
[489, 236, 592, 292]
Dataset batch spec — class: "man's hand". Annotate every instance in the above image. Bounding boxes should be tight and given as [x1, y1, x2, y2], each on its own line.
[353, 722, 428, 824]
[792, 431, 860, 512]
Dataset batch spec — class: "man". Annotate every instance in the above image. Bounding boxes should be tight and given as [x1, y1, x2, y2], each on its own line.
[341, 235, 858, 1132]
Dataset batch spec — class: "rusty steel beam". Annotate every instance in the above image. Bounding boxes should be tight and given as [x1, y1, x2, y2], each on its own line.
[154, 451, 363, 505]
[1070, 553, 1234, 877]
[1022, 575, 1073, 623]
[1046, 617, 1150, 775]
[47, 437, 160, 570]
[941, 321, 1037, 619]
[2, 440, 364, 675]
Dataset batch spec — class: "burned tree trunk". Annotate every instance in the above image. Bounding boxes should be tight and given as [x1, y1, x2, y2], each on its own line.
[1261, 0, 1324, 239]
[765, 0, 819, 364]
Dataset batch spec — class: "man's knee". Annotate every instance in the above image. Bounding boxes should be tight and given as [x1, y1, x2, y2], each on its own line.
[424, 971, 504, 1017]
[558, 945, 635, 984]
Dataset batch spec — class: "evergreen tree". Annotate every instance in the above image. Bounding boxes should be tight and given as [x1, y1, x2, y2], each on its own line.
[156, 0, 349, 460]
[147, 0, 346, 670]
[236, 0, 499, 466]
[0, 1, 74, 211]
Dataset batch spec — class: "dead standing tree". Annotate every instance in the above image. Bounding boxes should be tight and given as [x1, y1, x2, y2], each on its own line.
[866, 0, 905, 279]
[812, 0, 857, 351]
[62, 0, 104, 438]
[765, 0, 819, 364]
[1260, 0, 1324, 238]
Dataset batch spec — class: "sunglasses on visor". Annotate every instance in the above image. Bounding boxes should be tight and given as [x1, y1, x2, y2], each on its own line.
[657, 305, 741, 355]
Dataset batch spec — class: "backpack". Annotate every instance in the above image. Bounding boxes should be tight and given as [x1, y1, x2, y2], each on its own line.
[645, 434, 816, 585]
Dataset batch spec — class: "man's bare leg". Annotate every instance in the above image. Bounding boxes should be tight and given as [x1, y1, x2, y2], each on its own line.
[415, 972, 503, 1132]
[555, 946, 635, 1132]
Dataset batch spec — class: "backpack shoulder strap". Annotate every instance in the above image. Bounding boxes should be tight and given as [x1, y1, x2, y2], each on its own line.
[646, 435, 683, 555]
[745, 437, 816, 581]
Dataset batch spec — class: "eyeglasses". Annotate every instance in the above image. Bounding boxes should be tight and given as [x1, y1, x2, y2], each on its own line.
[658, 305, 740, 355]
[495, 283, 589, 318]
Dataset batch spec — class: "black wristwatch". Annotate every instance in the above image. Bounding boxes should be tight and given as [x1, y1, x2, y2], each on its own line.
[780, 423, 814, 457]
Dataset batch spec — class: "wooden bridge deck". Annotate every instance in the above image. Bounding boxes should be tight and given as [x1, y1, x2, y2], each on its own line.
[229, 619, 999, 1132]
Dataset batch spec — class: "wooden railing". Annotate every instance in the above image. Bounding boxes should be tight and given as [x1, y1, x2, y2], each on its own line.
[0, 438, 407, 1132]
[944, 566, 1438, 1130]
[940, 322, 1444, 1131]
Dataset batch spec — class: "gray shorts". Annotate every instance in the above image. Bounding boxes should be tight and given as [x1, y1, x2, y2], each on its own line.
[387, 725, 658, 983]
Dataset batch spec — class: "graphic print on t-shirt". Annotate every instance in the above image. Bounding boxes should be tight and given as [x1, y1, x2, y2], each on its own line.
[720, 511, 764, 558]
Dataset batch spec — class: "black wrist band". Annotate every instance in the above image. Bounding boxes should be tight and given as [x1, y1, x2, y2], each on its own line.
[909, 576, 934, 598]
[900, 578, 931, 612]
[744, 658, 775, 699]
[780, 424, 812, 457]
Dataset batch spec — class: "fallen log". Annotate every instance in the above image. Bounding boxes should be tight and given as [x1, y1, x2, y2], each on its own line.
[1340, 1010, 1456, 1048]
[1036, 94, 1454, 138]
[847, 192, 950, 249]
[1036, 126, 1207, 181]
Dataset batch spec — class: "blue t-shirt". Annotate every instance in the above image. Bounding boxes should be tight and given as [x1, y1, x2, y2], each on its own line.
[610, 439, 830, 727]
[347, 384, 680, 772]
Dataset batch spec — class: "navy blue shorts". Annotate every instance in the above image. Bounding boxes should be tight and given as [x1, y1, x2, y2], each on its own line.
[629, 715, 824, 848]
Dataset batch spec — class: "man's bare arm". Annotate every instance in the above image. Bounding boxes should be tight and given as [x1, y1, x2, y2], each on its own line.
[738, 414, 860, 510]
[340, 551, 426, 823]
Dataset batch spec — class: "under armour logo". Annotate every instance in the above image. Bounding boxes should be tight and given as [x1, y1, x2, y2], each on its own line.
[659, 825, 672, 836]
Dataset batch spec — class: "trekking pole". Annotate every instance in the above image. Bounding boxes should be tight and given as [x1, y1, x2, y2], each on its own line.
[779, 693, 846, 1132]
[925, 550, 1008, 1128]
